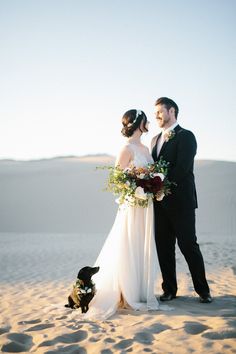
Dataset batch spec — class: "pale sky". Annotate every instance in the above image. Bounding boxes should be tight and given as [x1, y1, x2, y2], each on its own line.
[0, 0, 235, 161]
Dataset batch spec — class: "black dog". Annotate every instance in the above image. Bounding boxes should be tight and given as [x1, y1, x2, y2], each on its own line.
[65, 266, 100, 313]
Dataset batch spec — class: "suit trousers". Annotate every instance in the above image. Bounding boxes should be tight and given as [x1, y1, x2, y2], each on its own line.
[154, 203, 210, 296]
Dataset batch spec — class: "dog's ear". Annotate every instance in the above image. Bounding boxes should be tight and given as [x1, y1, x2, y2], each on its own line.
[78, 267, 91, 280]
[77, 267, 85, 279]
[78, 266, 98, 280]
[91, 266, 100, 275]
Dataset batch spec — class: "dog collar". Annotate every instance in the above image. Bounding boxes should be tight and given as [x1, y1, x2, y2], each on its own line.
[75, 279, 95, 294]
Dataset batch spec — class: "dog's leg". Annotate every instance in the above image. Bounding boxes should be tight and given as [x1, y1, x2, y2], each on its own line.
[65, 296, 76, 309]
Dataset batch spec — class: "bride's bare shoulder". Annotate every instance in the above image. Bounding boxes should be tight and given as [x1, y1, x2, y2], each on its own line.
[120, 143, 134, 154]
[115, 144, 134, 168]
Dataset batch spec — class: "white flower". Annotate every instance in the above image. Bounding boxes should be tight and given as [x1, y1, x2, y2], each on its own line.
[134, 187, 147, 200]
[155, 191, 165, 201]
[164, 130, 175, 142]
[153, 172, 165, 181]
[138, 173, 145, 179]
[125, 195, 134, 201]
[115, 197, 122, 204]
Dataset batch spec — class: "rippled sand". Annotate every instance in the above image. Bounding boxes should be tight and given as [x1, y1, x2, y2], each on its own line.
[0, 233, 235, 354]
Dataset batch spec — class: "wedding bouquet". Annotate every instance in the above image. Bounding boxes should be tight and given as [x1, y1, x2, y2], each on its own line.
[98, 158, 174, 207]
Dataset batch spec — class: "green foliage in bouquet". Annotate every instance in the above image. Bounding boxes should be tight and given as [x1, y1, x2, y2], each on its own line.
[97, 157, 175, 208]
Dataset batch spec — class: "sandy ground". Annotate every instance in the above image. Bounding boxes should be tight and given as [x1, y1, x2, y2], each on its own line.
[0, 233, 236, 354]
[0, 157, 236, 353]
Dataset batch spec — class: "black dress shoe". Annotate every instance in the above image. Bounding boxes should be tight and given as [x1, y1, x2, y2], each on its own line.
[160, 293, 176, 301]
[199, 293, 212, 303]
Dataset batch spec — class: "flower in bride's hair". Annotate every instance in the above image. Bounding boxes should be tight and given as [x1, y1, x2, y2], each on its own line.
[136, 110, 142, 117]
[126, 110, 142, 128]
[134, 186, 147, 200]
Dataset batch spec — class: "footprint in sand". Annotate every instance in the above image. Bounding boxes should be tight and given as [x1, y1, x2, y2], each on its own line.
[183, 321, 211, 335]
[1, 333, 34, 353]
[39, 330, 88, 347]
[90, 324, 101, 334]
[134, 332, 154, 345]
[148, 323, 171, 334]
[66, 324, 83, 330]
[103, 337, 116, 343]
[26, 323, 55, 331]
[203, 341, 213, 349]
[0, 326, 11, 335]
[202, 330, 236, 340]
[18, 319, 41, 325]
[89, 335, 103, 343]
[45, 344, 87, 354]
[101, 350, 113, 354]
[113, 339, 133, 350]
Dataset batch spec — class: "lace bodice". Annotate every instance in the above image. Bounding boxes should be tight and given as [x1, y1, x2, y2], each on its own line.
[126, 143, 153, 168]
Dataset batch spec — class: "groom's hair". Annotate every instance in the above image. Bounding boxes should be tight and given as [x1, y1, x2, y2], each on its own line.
[155, 97, 179, 118]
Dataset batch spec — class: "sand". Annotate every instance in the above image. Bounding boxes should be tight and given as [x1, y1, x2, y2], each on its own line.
[0, 157, 236, 353]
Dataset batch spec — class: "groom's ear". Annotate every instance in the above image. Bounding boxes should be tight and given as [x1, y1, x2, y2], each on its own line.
[169, 107, 177, 119]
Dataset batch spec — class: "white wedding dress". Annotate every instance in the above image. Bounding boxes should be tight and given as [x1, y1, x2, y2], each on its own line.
[83, 143, 160, 321]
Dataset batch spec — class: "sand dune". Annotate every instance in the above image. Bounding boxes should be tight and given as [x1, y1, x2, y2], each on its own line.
[0, 156, 236, 237]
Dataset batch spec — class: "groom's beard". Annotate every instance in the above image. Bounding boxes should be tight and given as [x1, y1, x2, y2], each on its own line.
[157, 115, 171, 128]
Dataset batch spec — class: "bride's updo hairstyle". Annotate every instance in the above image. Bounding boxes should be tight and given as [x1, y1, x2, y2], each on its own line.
[121, 109, 148, 137]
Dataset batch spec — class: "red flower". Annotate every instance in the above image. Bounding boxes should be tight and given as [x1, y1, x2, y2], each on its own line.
[152, 176, 163, 193]
[136, 176, 163, 193]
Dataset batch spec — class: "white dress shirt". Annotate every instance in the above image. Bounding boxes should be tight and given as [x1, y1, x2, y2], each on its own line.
[156, 122, 178, 157]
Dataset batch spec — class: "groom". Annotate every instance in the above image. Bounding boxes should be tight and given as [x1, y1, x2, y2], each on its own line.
[151, 97, 212, 303]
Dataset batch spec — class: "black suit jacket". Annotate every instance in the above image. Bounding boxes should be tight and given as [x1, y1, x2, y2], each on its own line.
[152, 125, 198, 210]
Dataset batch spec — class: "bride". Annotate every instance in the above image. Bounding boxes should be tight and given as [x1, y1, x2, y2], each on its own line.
[84, 109, 160, 320]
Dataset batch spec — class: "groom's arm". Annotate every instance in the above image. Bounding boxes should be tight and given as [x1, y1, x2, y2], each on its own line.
[168, 130, 197, 184]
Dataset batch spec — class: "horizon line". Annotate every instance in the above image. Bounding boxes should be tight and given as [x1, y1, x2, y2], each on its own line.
[0, 154, 235, 164]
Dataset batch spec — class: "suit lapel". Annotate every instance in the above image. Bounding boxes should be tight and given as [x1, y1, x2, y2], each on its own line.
[152, 133, 162, 161]
[158, 124, 180, 157]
